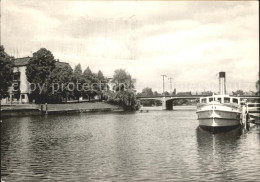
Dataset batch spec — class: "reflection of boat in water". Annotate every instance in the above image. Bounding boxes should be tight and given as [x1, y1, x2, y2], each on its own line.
[195, 126, 241, 177]
[196, 126, 242, 146]
[196, 72, 241, 132]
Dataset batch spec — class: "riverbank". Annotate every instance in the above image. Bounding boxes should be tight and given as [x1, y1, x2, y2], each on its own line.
[140, 105, 197, 111]
[1, 102, 123, 117]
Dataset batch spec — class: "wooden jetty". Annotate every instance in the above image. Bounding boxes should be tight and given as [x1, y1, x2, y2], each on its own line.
[241, 102, 260, 129]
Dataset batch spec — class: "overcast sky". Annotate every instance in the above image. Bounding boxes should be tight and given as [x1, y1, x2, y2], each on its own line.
[2, 1, 259, 93]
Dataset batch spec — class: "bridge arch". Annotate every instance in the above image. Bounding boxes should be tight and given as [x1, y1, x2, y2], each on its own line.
[136, 95, 205, 110]
[138, 98, 163, 107]
[163, 97, 199, 110]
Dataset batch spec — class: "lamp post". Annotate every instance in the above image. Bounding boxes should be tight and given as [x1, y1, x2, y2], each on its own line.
[161, 74, 167, 95]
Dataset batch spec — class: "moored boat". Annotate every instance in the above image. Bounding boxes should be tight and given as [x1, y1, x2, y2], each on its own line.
[196, 95, 241, 132]
[196, 72, 241, 132]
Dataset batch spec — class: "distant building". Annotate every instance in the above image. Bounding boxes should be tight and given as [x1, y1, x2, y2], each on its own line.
[1, 57, 69, 104]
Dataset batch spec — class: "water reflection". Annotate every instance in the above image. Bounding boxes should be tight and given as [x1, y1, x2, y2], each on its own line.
[2, 111, 260, 181]
[196, 127, 254, 181]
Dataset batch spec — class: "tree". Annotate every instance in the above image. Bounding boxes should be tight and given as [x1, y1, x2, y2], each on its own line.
[97, 70, 105, 80]
[112, 69, 135, 91]
[163, 91, 170, 96]
[0, 45, 14, 99]
[153, 91, 161, 96]
[83, 66, 99, 84]
[140, 87, 154, 106]
[26, 48, 56, 103]
[49, 63, 73, 102]
[232, 90, 244, 96]
[73, 64, 82, 79]
[72, 64, 83, 101]
[82, 66, 99, 100]
[103, 69, 139, 111]
[141, 87, 153, 97]
[114, 90, 139, 110]
[83, 66, 92, 79]
[173, 88, 176, 95]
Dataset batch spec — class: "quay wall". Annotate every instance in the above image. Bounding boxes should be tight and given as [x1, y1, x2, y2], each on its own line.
[1, 102, 123, 118]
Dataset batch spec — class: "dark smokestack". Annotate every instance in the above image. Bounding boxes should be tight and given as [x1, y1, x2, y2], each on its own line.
[219, 72, 226, 95]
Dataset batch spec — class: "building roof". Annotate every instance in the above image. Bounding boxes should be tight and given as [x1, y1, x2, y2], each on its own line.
[13, 57, 70, 69]
[55, 61, 70, 69]
[13, 57, 31, 67]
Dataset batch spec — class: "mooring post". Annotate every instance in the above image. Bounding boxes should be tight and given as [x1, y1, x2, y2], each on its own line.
[40, 104, 43, 114]
[241, 103, 246, 129]
[45, 103, 48, 115]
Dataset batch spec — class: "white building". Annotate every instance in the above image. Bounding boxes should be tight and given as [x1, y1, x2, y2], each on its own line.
[1, 57, 31, 104]
[1, 57, 70, 104]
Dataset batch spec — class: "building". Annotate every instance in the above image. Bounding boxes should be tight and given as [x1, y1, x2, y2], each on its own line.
[1, 57, 70, 104]
[1, 57, 31, 104]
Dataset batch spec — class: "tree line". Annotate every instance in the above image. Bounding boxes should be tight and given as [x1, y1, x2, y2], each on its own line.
[0, 46, 139, 111]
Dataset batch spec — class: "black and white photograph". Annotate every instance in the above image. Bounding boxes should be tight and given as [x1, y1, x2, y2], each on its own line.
[0, 0, 259, 181]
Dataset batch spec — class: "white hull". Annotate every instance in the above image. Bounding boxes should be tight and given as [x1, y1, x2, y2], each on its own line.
[196, 101, 241, 129]
[198, 117, 240, 127]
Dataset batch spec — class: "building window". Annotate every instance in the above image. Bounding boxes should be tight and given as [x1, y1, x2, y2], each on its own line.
[13, 72, 21, 81]
[22, 94, 25, 99]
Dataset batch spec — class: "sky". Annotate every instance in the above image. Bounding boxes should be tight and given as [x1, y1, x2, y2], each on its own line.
[1, 0, 259, 93]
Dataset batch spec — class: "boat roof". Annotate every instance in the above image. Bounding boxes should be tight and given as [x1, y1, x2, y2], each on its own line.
[202, 94, 238, 97]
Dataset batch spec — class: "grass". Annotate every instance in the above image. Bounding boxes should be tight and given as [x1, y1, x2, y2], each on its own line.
[2, 101, 120, 111]
[43, 102, 120, 111]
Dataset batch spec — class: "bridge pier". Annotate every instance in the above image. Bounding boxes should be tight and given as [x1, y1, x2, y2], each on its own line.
[162, 97, 173, 110]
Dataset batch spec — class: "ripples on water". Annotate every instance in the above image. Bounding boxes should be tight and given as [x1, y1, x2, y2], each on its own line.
[1, 108, 260, 181]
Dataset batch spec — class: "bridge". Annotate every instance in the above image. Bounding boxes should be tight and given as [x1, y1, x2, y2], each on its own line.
[136, 95, 259, 110]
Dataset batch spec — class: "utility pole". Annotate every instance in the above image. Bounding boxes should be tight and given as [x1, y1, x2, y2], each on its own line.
[168, 77, 173, 95]
[161, 74, 167, 95]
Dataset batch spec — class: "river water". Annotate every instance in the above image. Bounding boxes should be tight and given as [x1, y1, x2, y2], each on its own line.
[1, 106, 260, 181]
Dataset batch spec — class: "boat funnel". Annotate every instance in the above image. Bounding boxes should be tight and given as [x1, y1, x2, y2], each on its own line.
[219, 72, 226, 95]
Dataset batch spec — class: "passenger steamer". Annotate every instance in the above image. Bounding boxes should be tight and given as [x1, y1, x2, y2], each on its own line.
[196, 72, 241, 132]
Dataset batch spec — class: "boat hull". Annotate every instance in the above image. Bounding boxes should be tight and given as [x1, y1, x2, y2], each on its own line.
[199, 124, 240, 133]
[199, 117, 241, 132]
[196, 103, 241, 132]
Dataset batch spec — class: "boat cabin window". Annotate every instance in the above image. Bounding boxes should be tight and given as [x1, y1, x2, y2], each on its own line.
[216, 97, 222, 103]
[224, 97, 230, 103]
[209, 97, 214, 102]
[233, 98, 238, 104]
[201, 98, 207, 103]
